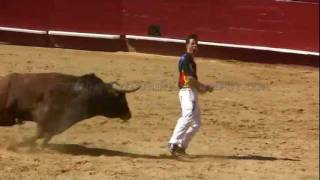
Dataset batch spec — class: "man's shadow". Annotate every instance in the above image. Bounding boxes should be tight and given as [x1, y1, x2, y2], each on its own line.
[187, 154, 300, 161]
[47, 143, 300, 162]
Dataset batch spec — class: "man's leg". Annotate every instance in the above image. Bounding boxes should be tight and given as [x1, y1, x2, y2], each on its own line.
[181, 102, 201, 149]
[168, 114, 193, 146]
[168, 89, 195, 154]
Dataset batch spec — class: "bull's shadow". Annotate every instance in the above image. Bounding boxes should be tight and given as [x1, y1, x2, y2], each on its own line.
[47, 143, 299, 162]
[47, 143, 179, 160]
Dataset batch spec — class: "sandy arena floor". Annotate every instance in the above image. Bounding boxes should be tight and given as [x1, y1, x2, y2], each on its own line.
[0, 44, 319, 180]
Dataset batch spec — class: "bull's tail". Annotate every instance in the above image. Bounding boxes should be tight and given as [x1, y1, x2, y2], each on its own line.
[0, 74, 16, 126]
[0, 74, 11, 110]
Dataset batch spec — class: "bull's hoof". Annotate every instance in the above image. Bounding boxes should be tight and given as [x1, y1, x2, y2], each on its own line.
[15, 119, 24, 125]
[6, 144, 17, 151]
[41, 143, 49, 149]
[0, 121, 16, 126]
[18, 140, 35, 147]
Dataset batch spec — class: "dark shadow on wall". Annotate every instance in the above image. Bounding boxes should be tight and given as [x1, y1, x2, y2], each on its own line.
[48, 35, 129, 52]
[0, 31, 129, 52]
[198, 45, 319, 67]
[0, 31, 50, 47]
[125, 39, 319, 67]
[1, 31, 317, 67]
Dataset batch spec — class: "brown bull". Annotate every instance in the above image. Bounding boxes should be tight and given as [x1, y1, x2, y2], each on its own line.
[0, 73, 139, 146]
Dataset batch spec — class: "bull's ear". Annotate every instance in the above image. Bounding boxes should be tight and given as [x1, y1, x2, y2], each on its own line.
[112, 90, 120, 97]
[107, 88, 120, 97]
[104, 83, 120, 96]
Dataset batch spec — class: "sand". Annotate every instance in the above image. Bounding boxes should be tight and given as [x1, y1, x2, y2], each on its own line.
[0, 44, 319, 180]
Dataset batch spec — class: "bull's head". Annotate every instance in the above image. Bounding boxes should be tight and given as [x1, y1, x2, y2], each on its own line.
[98, 82, 140, 121]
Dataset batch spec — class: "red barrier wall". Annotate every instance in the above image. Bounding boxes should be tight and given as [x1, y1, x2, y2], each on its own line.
[0, 0, 51, 30]
[0, 0, 319, 52]
[0, 0, 123, 33]
[122, 0, 319, 52]
[50, 0, 123, 34]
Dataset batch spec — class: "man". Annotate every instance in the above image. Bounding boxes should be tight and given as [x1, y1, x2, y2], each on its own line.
[168, 34, 213, 156]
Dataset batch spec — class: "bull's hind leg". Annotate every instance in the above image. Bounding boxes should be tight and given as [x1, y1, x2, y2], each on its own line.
[0, 104, 18, 126]
[0, 112, 16, 126]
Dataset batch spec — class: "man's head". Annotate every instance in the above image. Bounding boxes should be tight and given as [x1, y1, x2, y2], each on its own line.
[186, 34, 199, 55]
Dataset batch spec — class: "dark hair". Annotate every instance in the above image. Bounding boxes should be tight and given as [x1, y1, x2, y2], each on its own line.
[186, 34, 198, 45]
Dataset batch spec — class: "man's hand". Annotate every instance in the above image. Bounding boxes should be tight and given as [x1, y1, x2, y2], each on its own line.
[198, 84, 214, 94]
[205, 85, 214, 93]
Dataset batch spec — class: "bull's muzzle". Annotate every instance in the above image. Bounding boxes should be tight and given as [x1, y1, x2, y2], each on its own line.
[121, 112, 131, 121]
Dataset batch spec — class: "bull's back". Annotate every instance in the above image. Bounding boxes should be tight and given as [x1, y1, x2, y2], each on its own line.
[12, 73, 77, 86]
[5, 73, 78, 115]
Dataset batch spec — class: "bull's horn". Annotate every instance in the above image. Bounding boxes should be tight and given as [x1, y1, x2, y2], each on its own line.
[110, 81, 118, 85]
[112, 83, 141, 93]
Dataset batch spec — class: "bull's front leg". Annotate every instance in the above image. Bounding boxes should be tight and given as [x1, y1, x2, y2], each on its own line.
[41, 133, 53, 148]
[20, 125, 53, 149]
[20, 125, 44, 146]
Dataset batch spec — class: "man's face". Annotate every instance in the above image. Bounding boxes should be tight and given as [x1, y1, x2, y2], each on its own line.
[186, 38, 198, 55]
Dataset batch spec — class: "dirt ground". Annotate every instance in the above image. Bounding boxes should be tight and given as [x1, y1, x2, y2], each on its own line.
[0, 44, 319, 180]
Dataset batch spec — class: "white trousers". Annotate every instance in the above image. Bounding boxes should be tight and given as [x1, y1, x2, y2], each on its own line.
[169, 88, 201, 149]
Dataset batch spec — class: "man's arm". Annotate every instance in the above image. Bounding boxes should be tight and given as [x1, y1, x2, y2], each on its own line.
[185, 75, 213, 93]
